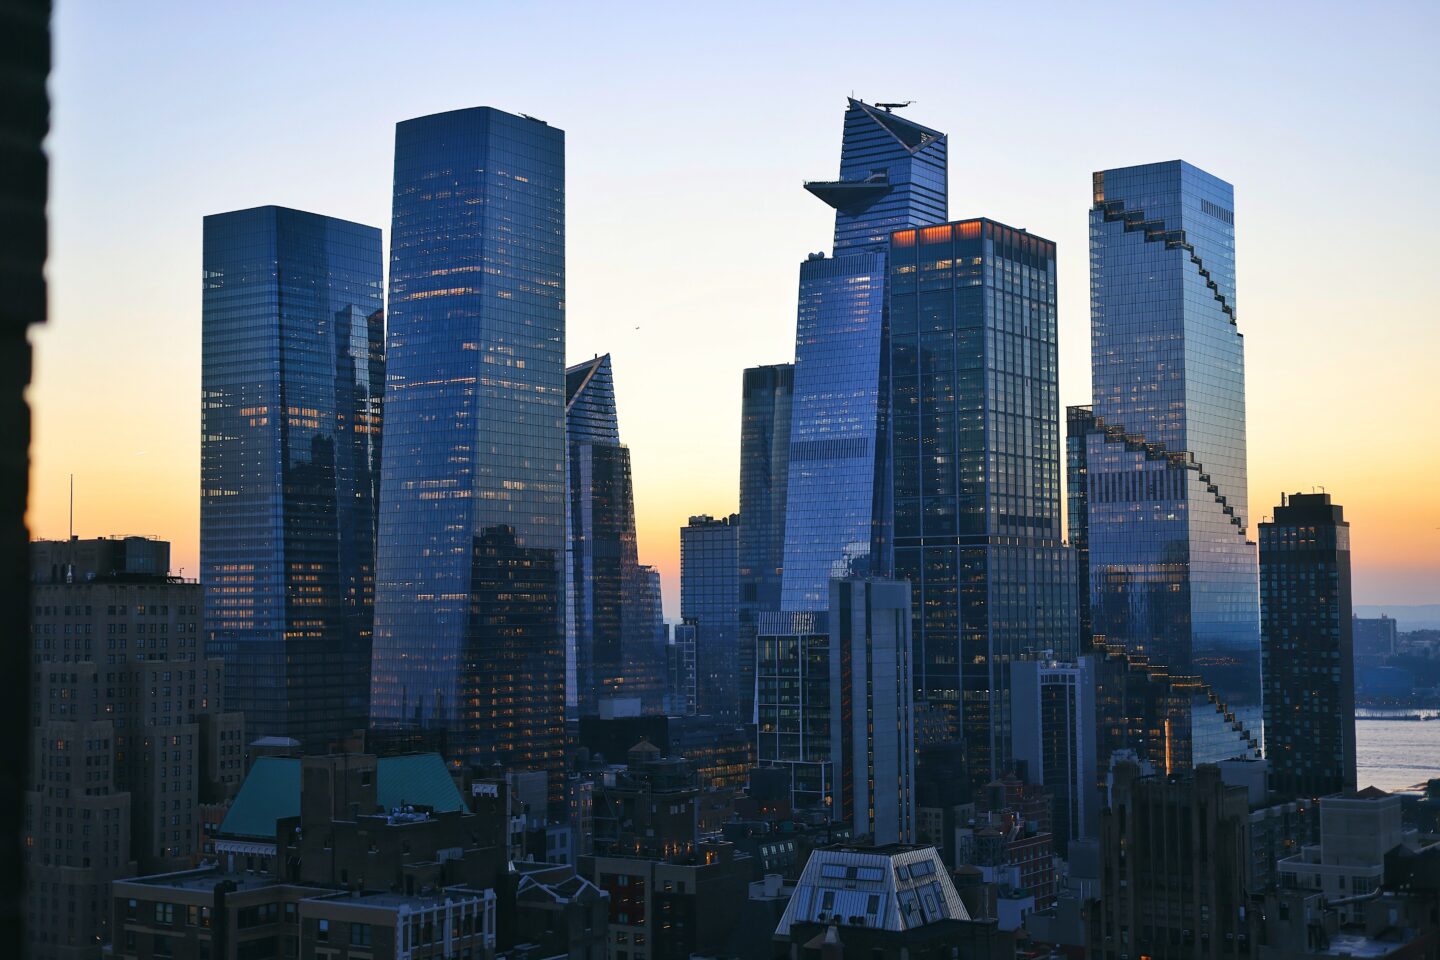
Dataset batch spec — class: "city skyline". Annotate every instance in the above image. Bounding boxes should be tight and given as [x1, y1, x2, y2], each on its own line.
[30, 2, 1440, 617]
[13, 6, 1440, 960]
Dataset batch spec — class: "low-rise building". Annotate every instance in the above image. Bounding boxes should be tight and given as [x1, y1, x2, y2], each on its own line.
[772, 844, 1005, 960]
[110, 867, 498, 960]
[299, 889, 497, 960]
[211, 752, 465, 873]
[583, 841, 749, 960]
[1277, 788, 1420, 925]
[108, 751, 606, 959]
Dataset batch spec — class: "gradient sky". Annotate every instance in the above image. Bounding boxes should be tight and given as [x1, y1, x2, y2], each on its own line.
[32, 1, 1440, 619]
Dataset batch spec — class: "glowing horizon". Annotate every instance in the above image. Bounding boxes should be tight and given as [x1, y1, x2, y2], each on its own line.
[29, 2, 1440, 618]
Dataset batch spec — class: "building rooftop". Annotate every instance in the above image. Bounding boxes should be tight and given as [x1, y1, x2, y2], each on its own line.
[310, 889, 492, 912]
[1322, 928, 1415, 959]
[515, 862, 604, 905]
[219, 754, 464, 840]
[118, 867, 282, 894]
[775, 846, 969, 936]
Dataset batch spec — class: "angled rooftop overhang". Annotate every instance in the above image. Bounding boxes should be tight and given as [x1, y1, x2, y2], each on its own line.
[803, 177, 892, 213]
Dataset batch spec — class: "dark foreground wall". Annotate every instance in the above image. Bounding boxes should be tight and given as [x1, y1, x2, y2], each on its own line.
[0, 0, 50, 956]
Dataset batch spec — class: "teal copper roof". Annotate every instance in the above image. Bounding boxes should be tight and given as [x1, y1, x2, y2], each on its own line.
[218, 754, 464, 840]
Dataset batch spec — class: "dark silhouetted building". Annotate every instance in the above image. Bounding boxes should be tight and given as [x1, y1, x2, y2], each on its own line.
[1261, 492, 1356, 800]
[111, 749, 607, 959]
[3, 7, 50, 953]
[1097, 762, 1251, 960]
[25, 538, 243, 960]
[565, 354, 665, 719]
[577, 714, 751, 792]
[1352, 614, 1398, 663]
[371, 107, 567, 800]
[202, 206, 383, 751]
[591, 741, 700, 861]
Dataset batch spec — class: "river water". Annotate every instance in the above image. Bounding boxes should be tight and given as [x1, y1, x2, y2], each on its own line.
[1357, 717, 1440, 792]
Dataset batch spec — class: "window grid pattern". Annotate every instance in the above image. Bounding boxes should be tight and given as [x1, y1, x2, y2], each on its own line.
[738, 364, 794, 725]
[370, 108, 566, 788]
[888, 219, 1077, 784]
[201, 206, 383, 749]
[1083, 161, 1261, 742]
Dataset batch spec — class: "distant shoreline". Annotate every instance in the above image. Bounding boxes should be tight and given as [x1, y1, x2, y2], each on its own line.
[1356, 709, 1440, 721]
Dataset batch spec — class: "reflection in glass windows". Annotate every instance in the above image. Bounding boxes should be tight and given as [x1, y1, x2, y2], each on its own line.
[888, 219, 1078, 786]
[201, 205, 383, 750]
[1077, 161, 1261, 765]
[781, 99, 949, 613]
[370, 108, 566, 796]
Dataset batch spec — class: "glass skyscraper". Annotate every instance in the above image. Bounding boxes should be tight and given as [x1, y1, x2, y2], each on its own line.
[565, 354, 664, 718]
[738, 363, 793, 723]
[201, 205, 383, 750]
[370, 107, 567, 789]
[779, 99, 947, 611]
[888, 219, 1077, 784]
[1080, 160, 1262, 759]
[679, 513, 739, 719]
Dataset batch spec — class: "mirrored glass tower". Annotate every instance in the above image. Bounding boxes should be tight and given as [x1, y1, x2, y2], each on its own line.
[201, 205, 383, 751]
[888, 219, 1077, 784]
[371, 107, 566, 791]
[1080, 161, 1262, 761]
[779, 99, 947, 610]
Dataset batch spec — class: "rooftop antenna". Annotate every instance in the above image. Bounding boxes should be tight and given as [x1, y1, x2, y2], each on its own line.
[69, 473, 74, 540]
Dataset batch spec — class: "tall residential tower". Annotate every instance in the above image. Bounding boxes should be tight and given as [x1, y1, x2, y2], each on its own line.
[370, 107, 567, 791]
[1260, 492, 1356, 799]
[201, 205, 383, 749]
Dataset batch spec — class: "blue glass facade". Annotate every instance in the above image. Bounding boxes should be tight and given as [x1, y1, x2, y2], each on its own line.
[1083, 161, 1261, 743]
[201, 205, 383, 749]
[888, 219, 1077, 783]
[370, 108, 566, 787]
[780, 100, 948, 612]
[738, 363, 793, 724]
[679, 514, 740, 719]
[565, 354, 664, 718]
